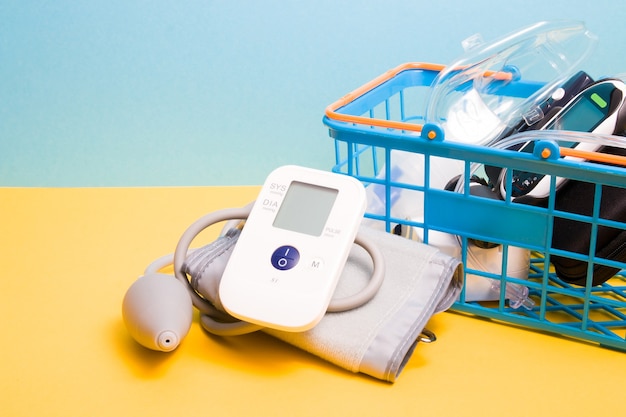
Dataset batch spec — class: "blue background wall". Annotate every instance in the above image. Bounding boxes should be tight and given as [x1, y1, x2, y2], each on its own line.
[2, 0, 625, 186]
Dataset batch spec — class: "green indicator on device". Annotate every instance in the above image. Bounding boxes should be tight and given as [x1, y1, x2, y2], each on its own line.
[590, 92, 608, 108]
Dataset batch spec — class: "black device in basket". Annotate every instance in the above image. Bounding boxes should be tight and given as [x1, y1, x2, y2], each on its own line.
[488, 77, 626, 285]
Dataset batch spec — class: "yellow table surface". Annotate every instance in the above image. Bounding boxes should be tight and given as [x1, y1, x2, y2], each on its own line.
[2, 186, 625, 417]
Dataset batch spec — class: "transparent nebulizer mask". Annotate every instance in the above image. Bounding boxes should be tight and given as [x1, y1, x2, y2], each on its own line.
[425, 20, 598, 146]
[364, 21, 598, 308]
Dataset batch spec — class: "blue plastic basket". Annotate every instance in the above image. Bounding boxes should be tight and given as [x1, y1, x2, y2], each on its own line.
[324, 62, 626, 351]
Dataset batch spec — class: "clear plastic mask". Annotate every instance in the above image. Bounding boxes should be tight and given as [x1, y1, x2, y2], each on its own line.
[425, 20, 598, 145]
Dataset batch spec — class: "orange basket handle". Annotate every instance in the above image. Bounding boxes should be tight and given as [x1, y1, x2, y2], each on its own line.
[326, 62, 626, 168]
[324, 62, 513, 134]
[324, 62, 445, 133]
[559, 147, 626, 167]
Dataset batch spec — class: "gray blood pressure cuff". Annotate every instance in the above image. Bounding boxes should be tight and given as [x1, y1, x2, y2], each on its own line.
[186, 226, 463, 383]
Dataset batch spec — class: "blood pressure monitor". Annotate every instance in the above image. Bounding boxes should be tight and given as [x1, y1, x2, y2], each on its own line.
[219, 165, 367, 332]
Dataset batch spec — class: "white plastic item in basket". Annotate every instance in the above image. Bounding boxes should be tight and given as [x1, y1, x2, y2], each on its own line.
[397, 221, 531, 307]
[361, 151, 531, 307]
[362, 150, 463, 229]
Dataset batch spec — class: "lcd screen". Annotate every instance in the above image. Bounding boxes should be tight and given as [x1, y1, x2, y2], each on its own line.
[548, 95, 606, 132]
[273, 181, 338, 236]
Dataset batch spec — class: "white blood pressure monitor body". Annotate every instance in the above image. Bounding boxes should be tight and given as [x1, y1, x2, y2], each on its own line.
[219, 165, 367, 332]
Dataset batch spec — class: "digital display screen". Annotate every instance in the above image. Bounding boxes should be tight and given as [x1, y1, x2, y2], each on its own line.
[547, 94, 607, 132]
[273, 181, 338, 236]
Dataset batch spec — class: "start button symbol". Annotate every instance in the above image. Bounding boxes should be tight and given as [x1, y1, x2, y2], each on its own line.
[270, 245, 300, 271]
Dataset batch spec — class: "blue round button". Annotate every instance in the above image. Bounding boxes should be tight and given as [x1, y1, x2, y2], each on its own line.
[271, 245, 300, 271]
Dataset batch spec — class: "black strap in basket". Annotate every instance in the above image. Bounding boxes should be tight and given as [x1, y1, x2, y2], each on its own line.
[512, 146, 626, 286]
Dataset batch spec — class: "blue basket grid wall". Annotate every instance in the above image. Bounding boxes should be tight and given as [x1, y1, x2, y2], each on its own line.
[323, 63, 626, 351]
